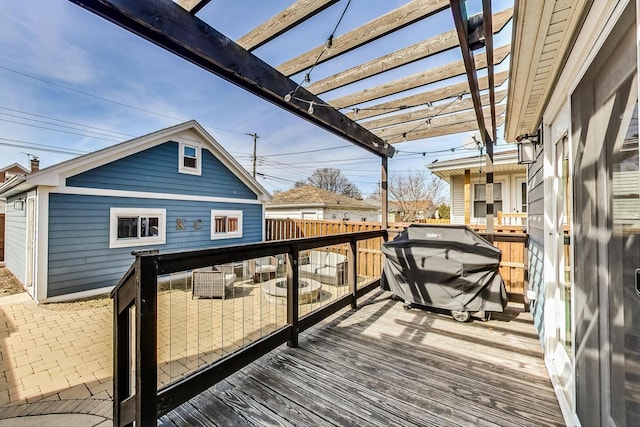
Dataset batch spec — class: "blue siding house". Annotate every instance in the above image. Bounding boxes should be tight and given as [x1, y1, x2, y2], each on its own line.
[0, 121, 270, 302]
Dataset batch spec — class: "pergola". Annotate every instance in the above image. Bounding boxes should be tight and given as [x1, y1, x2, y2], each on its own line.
[68, 0, 511, 237]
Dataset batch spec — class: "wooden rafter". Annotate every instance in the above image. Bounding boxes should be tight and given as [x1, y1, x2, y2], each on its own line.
[330, 44, 510, 109]
[276, 0, 450, 76]
[302, 8, 511, 96]
[345, 70, 508, 121]
[483, 0, 498, 142]
[68, 0, 395, 158]
[362, 90, 507, 130]
[373, 104, 505, 140]
[176, 0, 211, 14]
[237, 0, 340, 51]
[385, 116, 505, 143]
[450, 0, 490, 145]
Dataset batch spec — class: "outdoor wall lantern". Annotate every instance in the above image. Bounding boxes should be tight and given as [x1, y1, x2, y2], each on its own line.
[516, 132, 541, 164]
[13, 197, 25, 210]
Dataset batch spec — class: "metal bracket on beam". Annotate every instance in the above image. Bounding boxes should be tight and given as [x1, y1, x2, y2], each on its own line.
[468, 13, 485, 50]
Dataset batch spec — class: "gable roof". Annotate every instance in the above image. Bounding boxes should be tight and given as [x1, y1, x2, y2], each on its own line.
[0, 120, 271, 200]
[267, 186, 377, 210]
[0, 163, 29, 175]
[427, 149, 525, 178]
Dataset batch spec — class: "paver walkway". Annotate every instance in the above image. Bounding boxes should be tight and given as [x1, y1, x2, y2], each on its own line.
[0, 269, 113, 424]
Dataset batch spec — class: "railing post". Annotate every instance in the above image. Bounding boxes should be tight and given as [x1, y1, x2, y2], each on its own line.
[112, 285, 132, 426]
[135, 254, 158, 426]
[348, 238, 357, 309]
[287, 245, 299, 348]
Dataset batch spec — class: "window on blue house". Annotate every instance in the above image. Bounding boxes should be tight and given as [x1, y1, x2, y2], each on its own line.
[110, 208, 166, 248]
[211, 210, 242, 240]
[179, 142, 201, 175]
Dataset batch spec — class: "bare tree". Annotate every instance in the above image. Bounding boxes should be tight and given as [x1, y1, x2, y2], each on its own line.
[389, 171, 446, 222]
[303, 168, 362, 198]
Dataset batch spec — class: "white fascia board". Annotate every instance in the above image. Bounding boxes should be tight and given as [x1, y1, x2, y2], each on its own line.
[23, 120, 272, 201]
[428, 151, 520, 172]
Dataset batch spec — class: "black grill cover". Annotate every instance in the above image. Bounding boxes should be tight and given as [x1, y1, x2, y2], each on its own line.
[381, 224, 507, 312]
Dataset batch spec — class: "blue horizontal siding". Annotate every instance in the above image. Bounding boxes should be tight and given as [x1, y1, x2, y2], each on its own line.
[47, 193, 263, 297]
[5, 194, 28, 283]
[66, 142, 257, 200]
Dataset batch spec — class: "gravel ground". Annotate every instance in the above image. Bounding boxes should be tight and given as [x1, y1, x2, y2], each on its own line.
[0, 267, 25, 297]
[0, 267, 111, 310]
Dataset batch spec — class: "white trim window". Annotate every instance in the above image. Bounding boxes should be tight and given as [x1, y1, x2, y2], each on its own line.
[473, 182, 503, 218]
[110, 208, 166, 248]
[179, 142, 201, 175]
[211, 210, 242, 240]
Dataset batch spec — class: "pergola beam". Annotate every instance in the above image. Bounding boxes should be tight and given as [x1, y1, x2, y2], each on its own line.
[176, 0, 211, 14]
[305, 8, 511, 97]
[345, 70, 508, 121]
[329, 45, 510, 109]
[362, 90, 506, 130]
[483, 0, 498, 142]
[373, 104, 505, 140]
[237, 0, 340, 51]
[385, 116, 505, 144]
[277, 0, 450, 76]
[68, 0, 394, 158]
[450, 0, 490, 145]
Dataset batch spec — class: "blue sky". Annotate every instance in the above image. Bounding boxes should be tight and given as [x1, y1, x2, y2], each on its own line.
[0, 0, 513, 197]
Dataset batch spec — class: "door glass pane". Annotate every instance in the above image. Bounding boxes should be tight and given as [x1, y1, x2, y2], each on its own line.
[609, 98, 640, 426]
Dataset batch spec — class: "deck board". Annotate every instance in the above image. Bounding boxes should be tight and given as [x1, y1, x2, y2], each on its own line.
[160, 291, 565, 426]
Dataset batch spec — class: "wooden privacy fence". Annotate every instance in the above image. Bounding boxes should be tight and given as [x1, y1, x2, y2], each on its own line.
[266, 219, 528, 302]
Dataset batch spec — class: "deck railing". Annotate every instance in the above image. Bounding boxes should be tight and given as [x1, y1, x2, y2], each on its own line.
[266, 219, 528, 303]
[111, 230, 387, 426]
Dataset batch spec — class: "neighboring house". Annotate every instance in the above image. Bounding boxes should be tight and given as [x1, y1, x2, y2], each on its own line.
[506, 1, 640, 424]
[0, 162, 31, 262]
[265, 185, 379, 222]
[0, 120, 270, 303]
[427, 150, 526, 225]
[387, 200, 437, 222]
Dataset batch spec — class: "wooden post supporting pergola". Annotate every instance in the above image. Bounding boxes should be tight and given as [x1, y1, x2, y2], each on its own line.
[450, 0, 498, 242]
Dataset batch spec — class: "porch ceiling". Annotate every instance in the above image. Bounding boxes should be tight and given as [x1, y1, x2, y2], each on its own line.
[68, 0, 514, 157]
[505, 0, 593, 141]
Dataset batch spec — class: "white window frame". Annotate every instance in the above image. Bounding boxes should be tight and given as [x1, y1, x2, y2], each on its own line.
[472, 180, 505, 219]
[109, 208, 166, 248]
[178, 142, 202, 176]
[210, 210, 243, 240]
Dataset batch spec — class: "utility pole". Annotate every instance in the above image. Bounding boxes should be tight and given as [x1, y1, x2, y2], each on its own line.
[251, 133, 259, 178]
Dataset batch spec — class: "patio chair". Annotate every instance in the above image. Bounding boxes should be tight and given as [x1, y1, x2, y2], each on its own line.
[253, 256, 278, 282]
[192, 265, 236, 299]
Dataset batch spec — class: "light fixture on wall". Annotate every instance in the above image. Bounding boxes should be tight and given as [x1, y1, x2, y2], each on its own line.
[13, 197, 25, 210]
[516, 131, 541, 164]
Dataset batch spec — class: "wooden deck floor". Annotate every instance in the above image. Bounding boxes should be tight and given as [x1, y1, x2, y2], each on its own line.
[159, 291, 565, 426]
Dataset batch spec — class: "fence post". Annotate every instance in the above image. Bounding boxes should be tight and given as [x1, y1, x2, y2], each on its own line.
[287, 245, 299, 348]
[135, 254, 158, 425]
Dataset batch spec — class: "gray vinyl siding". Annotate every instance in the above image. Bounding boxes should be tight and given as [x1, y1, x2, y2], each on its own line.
[66, 141, 257, 200]
[47, 193, 263, 297]
[4, 193, 28, 283]
[451, 175, 465, 224]
[527, 147, 545, 343]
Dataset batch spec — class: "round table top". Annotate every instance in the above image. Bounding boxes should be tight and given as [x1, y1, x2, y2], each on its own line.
[261, 277, 321, 297]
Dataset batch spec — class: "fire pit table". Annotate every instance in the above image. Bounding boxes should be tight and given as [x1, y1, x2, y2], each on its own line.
[262, 278, 322, 305]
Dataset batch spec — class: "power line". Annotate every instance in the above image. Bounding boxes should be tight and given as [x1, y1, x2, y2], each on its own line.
[0, 118, 124, 143]
[0, 106, 134, 138]
[0, 138, 88, 156]
[0, 65, 255, 136]
[0, 111, 130, 140]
